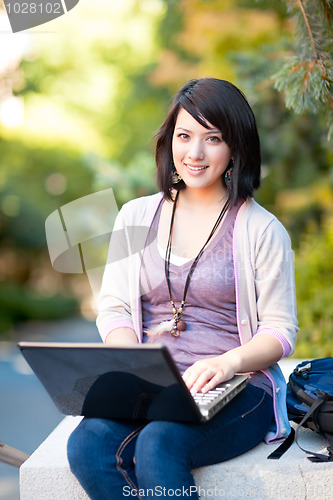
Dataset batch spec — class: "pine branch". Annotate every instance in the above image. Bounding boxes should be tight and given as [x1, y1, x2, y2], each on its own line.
[273, 0, 333, 137]
[296, 0, 318, 60]
[320, 0, 333, 24]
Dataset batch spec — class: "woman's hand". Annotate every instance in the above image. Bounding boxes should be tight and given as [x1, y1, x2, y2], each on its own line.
[182, 334, 284, 394]
[182, 351, 240, 394]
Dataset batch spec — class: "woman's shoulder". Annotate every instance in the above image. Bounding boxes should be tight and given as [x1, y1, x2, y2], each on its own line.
[119, 192, 163, 223]
[240, 198, 275, 221]
[238, 198, 291, 242]
[240, 198, 284, 225]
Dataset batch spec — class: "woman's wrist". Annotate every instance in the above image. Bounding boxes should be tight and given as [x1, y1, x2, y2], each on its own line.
[220, 335, 284, 375]
[219, 349, 242, 376]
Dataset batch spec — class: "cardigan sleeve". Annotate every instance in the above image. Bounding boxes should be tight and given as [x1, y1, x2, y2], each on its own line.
[95, 193, 163, 343]
[253, 217, 299, 356]
[96, 203, 136, 342]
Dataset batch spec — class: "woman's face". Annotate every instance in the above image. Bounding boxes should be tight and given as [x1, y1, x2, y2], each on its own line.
[172, 108, 232, 196]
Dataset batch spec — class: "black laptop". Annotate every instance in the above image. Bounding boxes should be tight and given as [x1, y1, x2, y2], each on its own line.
[18, 342, 248, 423]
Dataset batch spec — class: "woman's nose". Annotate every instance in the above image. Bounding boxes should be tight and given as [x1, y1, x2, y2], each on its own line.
[188, 140, 204, 160]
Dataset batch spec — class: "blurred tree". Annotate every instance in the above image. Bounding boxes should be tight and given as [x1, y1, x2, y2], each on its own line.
[16, 0, 168, 172]
[294, 204, 333, 357]
[151, 0, 287, 88]
[273, 0, 333, 138]
[0, 0, 167, 332]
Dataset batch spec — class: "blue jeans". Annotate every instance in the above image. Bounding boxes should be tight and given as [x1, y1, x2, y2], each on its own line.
[67, 384, 273, 500]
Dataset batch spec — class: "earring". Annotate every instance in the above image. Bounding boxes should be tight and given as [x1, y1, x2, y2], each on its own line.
[224, 160, 234, 187]
[171, 165, 182, 184]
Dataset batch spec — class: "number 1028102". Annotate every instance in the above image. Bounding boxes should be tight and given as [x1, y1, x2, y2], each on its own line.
[4, 2, 62, 15]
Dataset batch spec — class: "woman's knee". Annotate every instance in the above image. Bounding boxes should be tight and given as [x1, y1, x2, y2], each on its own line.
[134, 422, 196, 490]
[135, 421, 185, 466]
[67, 418, 109, 473]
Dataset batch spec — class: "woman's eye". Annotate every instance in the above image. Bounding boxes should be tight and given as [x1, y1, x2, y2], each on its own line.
[207, 136, 222, 143]
[178, 133, 189, 140]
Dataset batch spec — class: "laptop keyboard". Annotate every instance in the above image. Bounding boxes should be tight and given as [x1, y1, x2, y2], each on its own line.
[192, 377, 247, 418]
[193, 385, 230, 406]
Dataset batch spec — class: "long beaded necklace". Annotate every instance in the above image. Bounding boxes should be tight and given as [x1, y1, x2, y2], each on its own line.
[165, 190, 230, 338]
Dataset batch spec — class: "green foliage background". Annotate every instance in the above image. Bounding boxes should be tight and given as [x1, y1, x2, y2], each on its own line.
[0, 0, 332, 357]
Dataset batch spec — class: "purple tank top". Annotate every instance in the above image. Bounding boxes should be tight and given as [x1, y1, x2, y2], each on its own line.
[140, 200, 272, 395]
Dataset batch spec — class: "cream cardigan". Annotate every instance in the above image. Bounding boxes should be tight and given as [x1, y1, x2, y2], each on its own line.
[97, 192, 299, 443]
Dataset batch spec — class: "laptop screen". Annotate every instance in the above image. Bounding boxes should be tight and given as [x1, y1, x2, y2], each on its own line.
[18, 343, 201, 422]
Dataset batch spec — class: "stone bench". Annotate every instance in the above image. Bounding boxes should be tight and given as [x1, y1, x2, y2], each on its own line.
[20, 360, 333, 500]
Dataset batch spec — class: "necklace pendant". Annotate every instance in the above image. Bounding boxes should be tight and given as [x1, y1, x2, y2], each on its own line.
[177, 320, 186, 331]
[170, 326, 180, 338]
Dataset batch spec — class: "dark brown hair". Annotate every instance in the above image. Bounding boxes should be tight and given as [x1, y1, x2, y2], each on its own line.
[155, 78, 261, 205]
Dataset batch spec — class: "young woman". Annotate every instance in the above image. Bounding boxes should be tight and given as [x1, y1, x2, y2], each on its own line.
[67, 78, 298, 499]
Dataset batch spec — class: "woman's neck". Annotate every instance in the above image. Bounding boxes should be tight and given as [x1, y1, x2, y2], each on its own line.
[175, 186, 228, 212]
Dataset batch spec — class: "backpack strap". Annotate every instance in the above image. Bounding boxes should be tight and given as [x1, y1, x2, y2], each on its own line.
[294, 394, 333, 462]
[268, 390, 333, 462]
[323, 431, 333, 460]
[267, 428, 295, 460]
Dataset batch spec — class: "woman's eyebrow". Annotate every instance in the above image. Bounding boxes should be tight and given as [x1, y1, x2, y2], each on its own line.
[175, 127, 191, 132]
[175, 127, 222, 135]
[204, 129, 221, 135]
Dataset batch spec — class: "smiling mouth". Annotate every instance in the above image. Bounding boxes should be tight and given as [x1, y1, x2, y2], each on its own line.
[185, 164, 208, 172]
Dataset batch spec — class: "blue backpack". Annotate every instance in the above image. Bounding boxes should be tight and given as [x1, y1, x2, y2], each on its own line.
[269, 358, 333, 462]
[287, 358, 333, 462]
